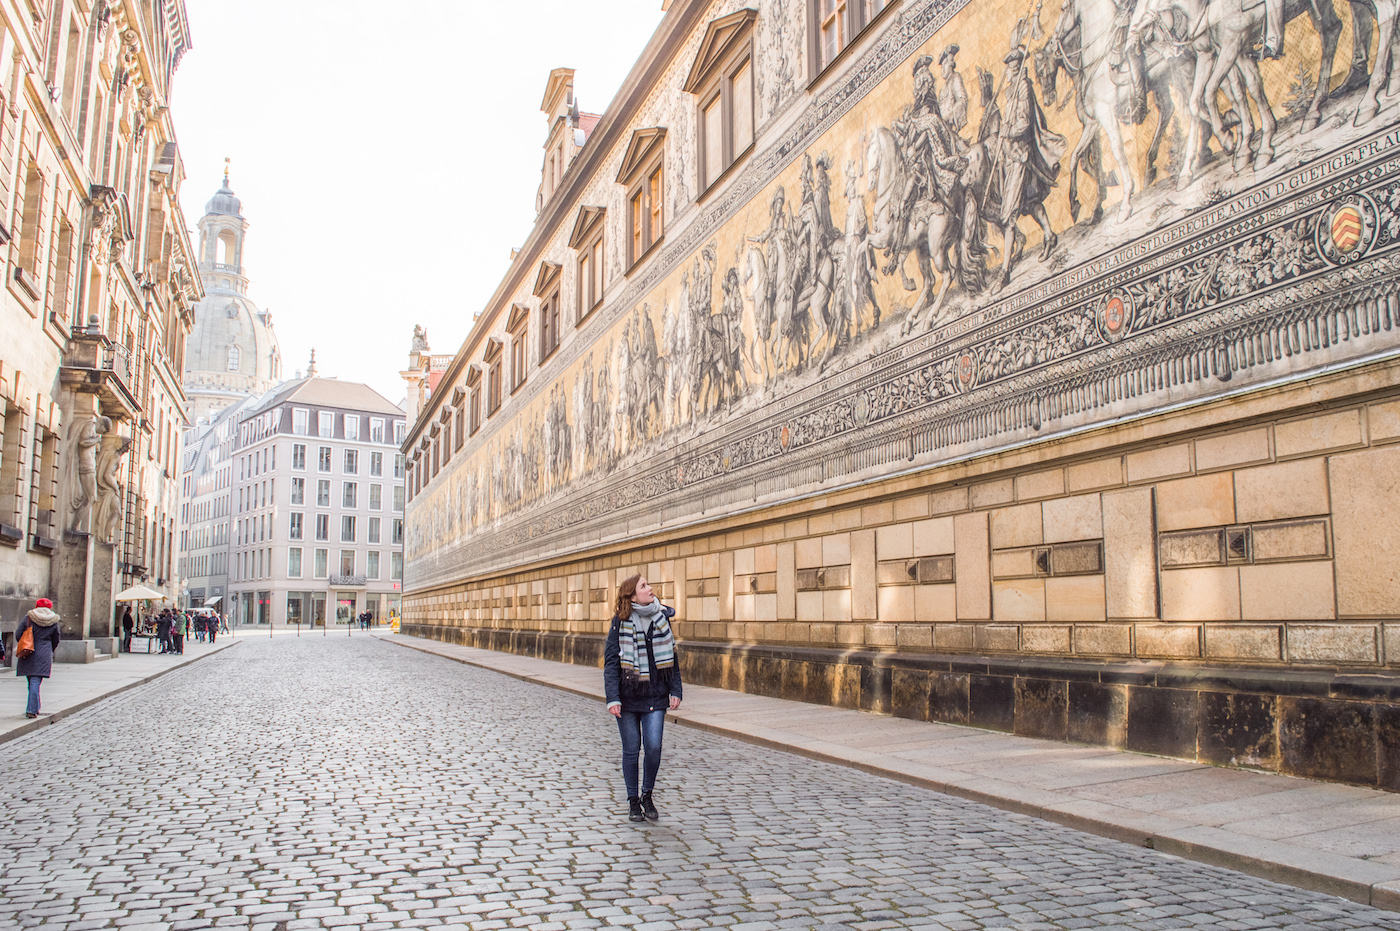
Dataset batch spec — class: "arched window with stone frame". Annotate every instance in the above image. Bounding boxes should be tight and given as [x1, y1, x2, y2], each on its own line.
[227, 345, 240, 372]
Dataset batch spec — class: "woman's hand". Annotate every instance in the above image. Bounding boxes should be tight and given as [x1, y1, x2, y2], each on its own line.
[669, 696, 681, 711]
[608, 704, 622, 718]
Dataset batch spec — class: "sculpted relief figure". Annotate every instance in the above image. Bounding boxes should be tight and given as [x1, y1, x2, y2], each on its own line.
[92, 427, 132, 544]
[68, 415, 109, 533]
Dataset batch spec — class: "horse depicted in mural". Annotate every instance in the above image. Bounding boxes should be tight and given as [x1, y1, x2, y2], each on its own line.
[743, 243, 783, 386]
[866, 123, 960, 325]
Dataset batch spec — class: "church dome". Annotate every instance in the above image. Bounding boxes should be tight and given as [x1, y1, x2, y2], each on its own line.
[205, 179, 242, 217]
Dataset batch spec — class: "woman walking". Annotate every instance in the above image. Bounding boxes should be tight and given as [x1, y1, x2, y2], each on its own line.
[603, 574, 682, 823]
[16, 598, 61, 718]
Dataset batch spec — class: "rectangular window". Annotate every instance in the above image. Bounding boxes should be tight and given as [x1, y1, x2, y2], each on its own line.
[291, 477, 304, 505]
[368, 516, 381, 543]
[367, 551, 380, 580]
[293, 409, 308, 435]
[317, 480, 330, 507]
[470, 386, 482, 435]
[344, 449, 358, 474]
[488, 360, 502, 413]
[370, 418, 385, 443]
[292, 444, 306, 470]
[289, 512, 303, 540]
[340, 549, 355, 576]
[288, 548, 303, 578]
[703, 95, 723, 189]
[314, 548, 328, 578]
[510, 329, 528, 391]
[392, 518, 404, 545]
[318, 446, 332, 472]
[539, 291, 560, 361]
[318, 412, 334, 437]
[695, 32, 755, 192]
[393, 486, 405, 511]
[454, 408, 465, 450]
[370, 451, 383, 477]
[813, 0, 885, 73]
[391, 552, 403, 581]
[341, 516, 356, 542]
[394, 454, 405, 479]
[343, 482, 357, 508]
[315, 513, 329, 541]
[344, 416, 359, 441]
[369, 484, 382, 510]
[394, 421, 406, 444]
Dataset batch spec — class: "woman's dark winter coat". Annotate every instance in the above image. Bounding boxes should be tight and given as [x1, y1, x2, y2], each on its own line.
[603, 604, 683, 714]
[15, 615, 61, 678]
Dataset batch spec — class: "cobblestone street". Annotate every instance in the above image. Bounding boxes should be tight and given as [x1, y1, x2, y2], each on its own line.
[1, 636, 1397, 931]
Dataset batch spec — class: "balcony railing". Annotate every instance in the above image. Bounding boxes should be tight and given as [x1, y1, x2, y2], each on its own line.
[329, 574, 367, 586]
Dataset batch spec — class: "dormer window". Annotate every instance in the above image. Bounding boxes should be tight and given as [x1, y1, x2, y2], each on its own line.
[685, 9, 758, 193]
[534, 262, 562, 362]
[617, 128, 667, 271]
[570, 206, 606, 324]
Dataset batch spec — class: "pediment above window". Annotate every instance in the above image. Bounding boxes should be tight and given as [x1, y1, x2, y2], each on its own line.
[483, 337, 504, 362]
[616, 127, 667, 184]
[507, 303, 531, 332]
[533, 261, 562, 296]
[569, 206, 606, 249]
[451, 385, 466, 405]
[465, 364, 483, 387]
[683, 8, 758, 94]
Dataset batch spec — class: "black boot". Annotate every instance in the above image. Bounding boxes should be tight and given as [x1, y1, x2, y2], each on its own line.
[627, 797, 645, 822]
[640, 791, 659, 821]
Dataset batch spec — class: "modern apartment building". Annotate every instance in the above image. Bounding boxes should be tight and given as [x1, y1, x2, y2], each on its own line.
[228, 377, 406, 627]
[178, 395, 256, 614]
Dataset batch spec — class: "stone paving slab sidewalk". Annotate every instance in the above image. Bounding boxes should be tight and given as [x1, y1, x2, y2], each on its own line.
[0, 635, 238, 744]
[381, 632, 1400, 914]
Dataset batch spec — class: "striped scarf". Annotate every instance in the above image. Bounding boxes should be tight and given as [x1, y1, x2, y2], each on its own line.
[619, 598, 675, 682]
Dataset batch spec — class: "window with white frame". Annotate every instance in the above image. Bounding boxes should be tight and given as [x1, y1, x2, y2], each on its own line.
[370, 418, 385, 443]
[289, 512, 303, 540]
[293, 409, 309, 435]
[344, 415, 359, 441]
[288, 548, 303, 578]
[292, 444, 306, 470]
[318, 411, 333, 437]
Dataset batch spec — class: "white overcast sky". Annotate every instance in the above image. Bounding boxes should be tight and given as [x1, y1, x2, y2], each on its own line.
[174, 0, 666, 406]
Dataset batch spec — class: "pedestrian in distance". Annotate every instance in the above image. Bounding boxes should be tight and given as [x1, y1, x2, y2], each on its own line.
[15, 598, 61, 718]
[156, 611, 172, 653]
[172, 612, 186, 655]
[120, 606, 134, 653]
[603, 574, 682, 823]
[207, 615, 218, 644]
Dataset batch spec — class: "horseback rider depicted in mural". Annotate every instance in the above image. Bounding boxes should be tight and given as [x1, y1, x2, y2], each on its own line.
[992, 45, 1063, 291]
[886, 55, 967, 278]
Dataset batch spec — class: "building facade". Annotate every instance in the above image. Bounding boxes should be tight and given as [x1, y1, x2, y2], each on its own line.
[182, 173, 281, 422]
[227, 376, 406, 627]
[0, 0, 201, 647]
[403, 0, 1400, 788]
[177, 393, 253, 613]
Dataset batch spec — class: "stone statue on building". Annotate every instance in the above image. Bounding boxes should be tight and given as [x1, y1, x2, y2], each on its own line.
[411, 325, 429, 353]
[68, 415, 110, 533]
[92, 429, 133, 544]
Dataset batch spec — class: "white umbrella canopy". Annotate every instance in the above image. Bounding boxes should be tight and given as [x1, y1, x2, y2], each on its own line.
[114, 584, 168, 602]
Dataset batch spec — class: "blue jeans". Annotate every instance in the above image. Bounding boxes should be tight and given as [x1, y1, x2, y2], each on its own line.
[616, 708, 666, 798]
[25, 676, 41, 715]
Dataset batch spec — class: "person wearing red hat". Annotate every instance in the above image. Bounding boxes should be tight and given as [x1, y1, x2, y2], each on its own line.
[15, 598, 61, 718]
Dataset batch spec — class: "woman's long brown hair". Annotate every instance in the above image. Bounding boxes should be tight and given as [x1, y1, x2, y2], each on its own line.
[614, 574, 641, 620]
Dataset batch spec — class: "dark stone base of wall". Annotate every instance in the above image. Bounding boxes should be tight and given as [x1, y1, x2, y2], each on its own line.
[404, 623, 1400, 791]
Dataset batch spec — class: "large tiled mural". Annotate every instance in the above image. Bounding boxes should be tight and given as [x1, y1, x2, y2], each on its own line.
[407, 0, 1400, 588]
